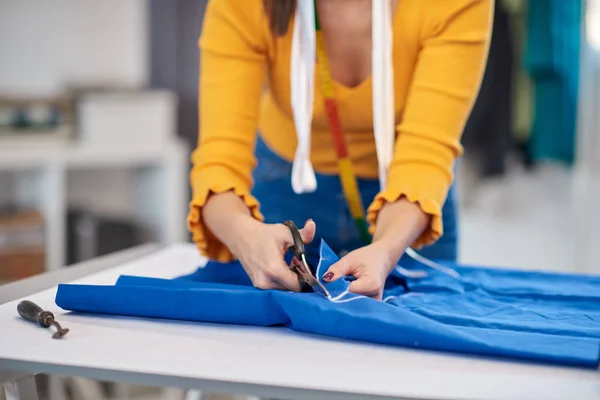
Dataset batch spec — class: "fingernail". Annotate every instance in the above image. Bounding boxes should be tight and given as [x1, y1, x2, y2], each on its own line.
[323, 272, 334, 281]
[305, 218, 313, 224]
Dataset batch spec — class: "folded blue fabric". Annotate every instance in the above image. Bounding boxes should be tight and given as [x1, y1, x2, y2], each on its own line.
[55, 239, 600, 368]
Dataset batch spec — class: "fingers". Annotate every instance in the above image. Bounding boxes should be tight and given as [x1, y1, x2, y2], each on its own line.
[254, 279, 287, 292]
[300, 219, 316, 244]
[256, 256, 302, 292]
[321, 254, 355, 283]
[322, 250, 384, 300]
[273, 220, 316, 248]
[272, 264, 303, 292]
[349, 279, 382, 300]
[254, 264, 302, 292]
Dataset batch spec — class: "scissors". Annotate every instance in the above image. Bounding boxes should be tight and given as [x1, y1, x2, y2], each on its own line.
[284, 220, 331, 299]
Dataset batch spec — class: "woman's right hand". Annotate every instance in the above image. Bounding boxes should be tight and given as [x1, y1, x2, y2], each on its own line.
[202, 191, 316, 292]
[231, 218, 316, 292]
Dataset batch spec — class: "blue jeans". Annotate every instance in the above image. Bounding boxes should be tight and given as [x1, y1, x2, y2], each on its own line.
[251, 136, 459, 261]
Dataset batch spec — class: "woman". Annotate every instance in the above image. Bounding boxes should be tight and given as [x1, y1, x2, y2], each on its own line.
[188, 0, 492, 300]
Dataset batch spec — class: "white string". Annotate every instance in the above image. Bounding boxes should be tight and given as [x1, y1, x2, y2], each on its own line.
[290, 0, 317, 193]
[383, 292, 424, 303]
[405, 248, 461, 279]
[329, 294, 367, 304]
[372, 0, 395, 190]
[395, 265, 429, 279]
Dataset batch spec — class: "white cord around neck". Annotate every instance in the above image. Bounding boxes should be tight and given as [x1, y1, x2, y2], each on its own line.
[290, 0, 395, 193]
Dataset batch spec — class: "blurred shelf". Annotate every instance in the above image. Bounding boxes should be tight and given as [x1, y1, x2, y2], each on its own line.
[1, 136, 190, 272]
[0, 139, 185, 170]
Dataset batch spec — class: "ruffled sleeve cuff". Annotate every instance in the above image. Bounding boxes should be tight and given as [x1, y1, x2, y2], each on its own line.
[187, 176, 264, 263]
[366, 163, 451, 249]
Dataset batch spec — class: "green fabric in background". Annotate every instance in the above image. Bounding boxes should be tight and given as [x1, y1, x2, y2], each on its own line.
[524, 0, 582, 165]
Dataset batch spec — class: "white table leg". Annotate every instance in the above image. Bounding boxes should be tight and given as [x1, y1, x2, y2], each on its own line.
[68, 377, 105, 400]
[4, 375, 39, 400]
[183, 390, 202, 400]
[160, 387, 186, 400]
[183, 391, 261, 400]
[47, 375, 68, 400]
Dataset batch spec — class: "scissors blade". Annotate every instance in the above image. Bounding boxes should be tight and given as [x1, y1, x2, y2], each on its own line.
[306, 275, 331, 298]
[283, 220, 331, 299]
[299, 254, 331, 299]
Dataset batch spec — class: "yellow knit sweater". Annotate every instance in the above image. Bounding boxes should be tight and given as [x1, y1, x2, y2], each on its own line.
[188, 0, 493, 261]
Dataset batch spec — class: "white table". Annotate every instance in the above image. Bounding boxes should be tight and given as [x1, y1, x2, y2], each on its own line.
[1, 243, 599, 400]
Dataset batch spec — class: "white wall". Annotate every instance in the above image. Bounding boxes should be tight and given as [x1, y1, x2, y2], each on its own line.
[0, 0, 150, 218]
[0, 0, 149, 97]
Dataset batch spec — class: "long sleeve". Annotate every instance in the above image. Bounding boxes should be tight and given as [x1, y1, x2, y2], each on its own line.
[187, 0, 269, 261]
[367, 0, 493, 248]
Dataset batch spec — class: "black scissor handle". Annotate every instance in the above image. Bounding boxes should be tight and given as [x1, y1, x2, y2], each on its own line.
[283, 220, 305, 257]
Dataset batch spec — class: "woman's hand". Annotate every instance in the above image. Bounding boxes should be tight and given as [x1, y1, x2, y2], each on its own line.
[231, 218, 316, 292]
[322, 196, 431, 300]
[321, 240, 397, 300]
[202, 191, 317, 292]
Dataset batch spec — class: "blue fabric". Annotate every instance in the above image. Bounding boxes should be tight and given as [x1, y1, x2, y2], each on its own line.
[55, 238, 600, 368]
[252, 135, 459, 260]
[525, 0, 581, 164]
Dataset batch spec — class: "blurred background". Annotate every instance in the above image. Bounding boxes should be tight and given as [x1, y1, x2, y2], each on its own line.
[1, 0, 600, 399]
[1, 0, 600, 282]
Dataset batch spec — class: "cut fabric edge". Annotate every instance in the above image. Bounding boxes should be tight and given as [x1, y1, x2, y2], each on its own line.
[308, 239, 368, 304]
[404, 248, 461, 279]
[187, 185, 264, 263]
[367, 188, 443, 249]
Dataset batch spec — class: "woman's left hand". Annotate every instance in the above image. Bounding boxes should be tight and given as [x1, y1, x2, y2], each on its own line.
[321, 240, 399, 300]
[321, 197, 431, 300]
